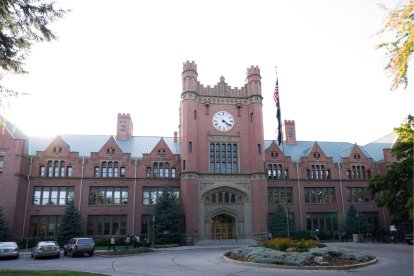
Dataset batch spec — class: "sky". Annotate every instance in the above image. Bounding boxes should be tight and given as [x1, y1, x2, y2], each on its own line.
[2, 0, 413, 145]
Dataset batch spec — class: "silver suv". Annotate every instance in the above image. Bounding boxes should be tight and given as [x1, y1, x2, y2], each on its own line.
[63, 237, 95, 257]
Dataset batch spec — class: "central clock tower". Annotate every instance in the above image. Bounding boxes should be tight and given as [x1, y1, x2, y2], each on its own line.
[179, 61, 267, 243]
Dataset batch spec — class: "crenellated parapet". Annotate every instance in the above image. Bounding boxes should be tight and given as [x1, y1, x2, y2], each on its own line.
[181, 61, 262, 98]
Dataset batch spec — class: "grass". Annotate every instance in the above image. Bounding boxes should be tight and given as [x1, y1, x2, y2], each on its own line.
[0, 270, 107, 276]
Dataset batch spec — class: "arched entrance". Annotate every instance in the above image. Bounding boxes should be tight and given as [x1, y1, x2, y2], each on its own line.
[211, 214, 235, 239]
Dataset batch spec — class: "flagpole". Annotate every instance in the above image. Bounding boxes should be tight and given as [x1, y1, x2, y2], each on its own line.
[275, 66, 290, 239]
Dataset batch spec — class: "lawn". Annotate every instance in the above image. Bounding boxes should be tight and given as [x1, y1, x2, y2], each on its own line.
[0, 270, 107, 276]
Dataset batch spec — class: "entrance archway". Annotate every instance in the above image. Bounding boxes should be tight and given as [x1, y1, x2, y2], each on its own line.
[211, 214, 235, 239]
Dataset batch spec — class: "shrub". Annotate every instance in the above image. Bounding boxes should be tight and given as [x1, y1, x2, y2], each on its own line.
[259, 238, 325, 253]
[225, 246, 374, 266]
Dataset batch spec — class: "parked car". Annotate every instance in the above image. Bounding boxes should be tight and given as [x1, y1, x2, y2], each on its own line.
[0, 242, 19, 259]
[31, 241, 61, 259]
[63, 237, 95, 257]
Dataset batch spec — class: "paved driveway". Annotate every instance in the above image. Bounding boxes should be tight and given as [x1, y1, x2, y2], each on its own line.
[0, 242, 412, 276]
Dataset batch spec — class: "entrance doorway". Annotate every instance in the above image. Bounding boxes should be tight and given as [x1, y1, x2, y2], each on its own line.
[211, 214, 235, 239]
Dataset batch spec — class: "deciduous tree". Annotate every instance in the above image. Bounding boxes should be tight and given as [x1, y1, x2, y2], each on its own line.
[369, 115, 414, 224]
[377, 0, 413, 91]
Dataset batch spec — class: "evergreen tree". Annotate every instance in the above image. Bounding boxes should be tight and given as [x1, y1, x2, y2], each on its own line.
[270, 204, 295, 238]
[0, 207, 11, 241]
[0, 0, 68, 101]
[153, 185, 183, 245]
[56, 202, 82, 246]
[344, 206, 367, 234]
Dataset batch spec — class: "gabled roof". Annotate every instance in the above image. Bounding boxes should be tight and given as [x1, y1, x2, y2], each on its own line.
[264, 133, 397, 163]
[27, 135, 181, 158]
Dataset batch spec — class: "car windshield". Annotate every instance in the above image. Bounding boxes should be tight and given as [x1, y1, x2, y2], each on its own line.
[0, 242, 17, 248]
[39, 242, 57, 246]
[78, 239, 93, 244]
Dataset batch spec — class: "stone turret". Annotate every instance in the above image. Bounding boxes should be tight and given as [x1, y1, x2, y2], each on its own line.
[182, 60, 198, 92]
[245, 65, 261, 96]
[284, 120, 296, 144]
[116, 113, 133, 140]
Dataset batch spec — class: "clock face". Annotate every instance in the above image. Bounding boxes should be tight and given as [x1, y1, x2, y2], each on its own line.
[212, 111, 235, 131]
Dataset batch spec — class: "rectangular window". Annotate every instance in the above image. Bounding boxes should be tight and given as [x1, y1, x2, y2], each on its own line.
[171, 168, 176, 178]
[142, 187, 180, 205]
[40, 166, 45, 177]
[87, 215, 127, 236]
[94, 167, 100, 177]
[146, 167, 151, 178]
[209, 143, 238, 174]
[88, 187, 128, 206]
[306, 212, 338, 232]
[120, 167, 126, 177]
[361, 212, 379, 232]
[189, 142, 192, 153]
[257, 144, 261, 154]
[268, 187, 293, 204]
[67, 166, 73, 177]
[33, 187, 74, 206]
[141, 214, 154, 237]
[30, 215, 61, 239]
[250, 113, 254, 122]
[304, 187, 336, 204]
[346, 187, 374, 203]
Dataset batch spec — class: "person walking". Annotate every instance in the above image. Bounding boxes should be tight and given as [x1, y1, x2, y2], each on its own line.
[125, 234, 131, 249]
[108, 235, 116, 251]
[315, 229, 320, 242]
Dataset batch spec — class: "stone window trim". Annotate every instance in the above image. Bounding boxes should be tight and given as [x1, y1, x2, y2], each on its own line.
[203, 188, 244, 205]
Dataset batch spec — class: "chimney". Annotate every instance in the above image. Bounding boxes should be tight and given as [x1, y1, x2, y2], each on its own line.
[116, 113, 133, 140]
[284, 120, 296, 144]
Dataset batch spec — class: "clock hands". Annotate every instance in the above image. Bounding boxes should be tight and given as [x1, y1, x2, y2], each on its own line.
[222, 119, 232, 127]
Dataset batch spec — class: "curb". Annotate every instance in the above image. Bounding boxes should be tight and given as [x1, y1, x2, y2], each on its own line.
[222, 256, 377, 270]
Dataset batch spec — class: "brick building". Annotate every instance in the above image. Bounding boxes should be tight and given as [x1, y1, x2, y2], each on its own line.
[0, 61, 395, 244]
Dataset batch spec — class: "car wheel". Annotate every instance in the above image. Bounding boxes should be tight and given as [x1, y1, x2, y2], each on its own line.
[56, 253, 60, 258]
[88, 251, 93, 257]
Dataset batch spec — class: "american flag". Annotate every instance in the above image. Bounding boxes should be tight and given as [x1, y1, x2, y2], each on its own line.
[273, 78, 282, 146]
